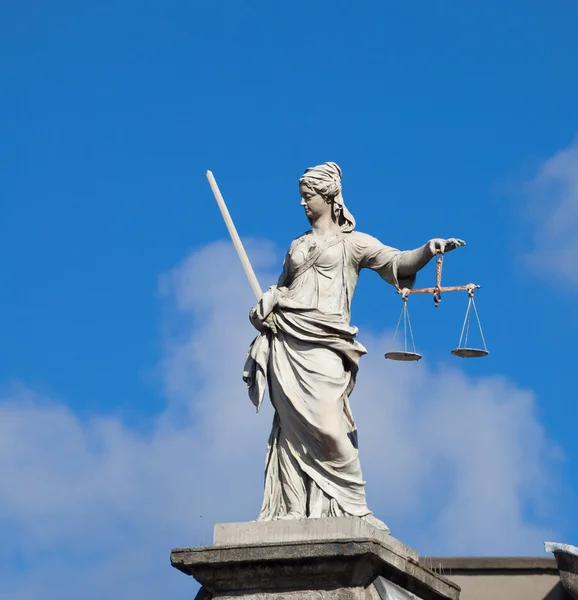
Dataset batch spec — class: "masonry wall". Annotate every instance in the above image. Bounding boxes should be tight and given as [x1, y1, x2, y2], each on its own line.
[420, 557, 567, 600]
[448, 573, 564, 600]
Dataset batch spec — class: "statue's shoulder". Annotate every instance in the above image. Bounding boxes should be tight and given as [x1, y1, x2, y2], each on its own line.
[295, 229, 311, 240]
[287, 230, 311, 250]
[345, 230, 376, 246]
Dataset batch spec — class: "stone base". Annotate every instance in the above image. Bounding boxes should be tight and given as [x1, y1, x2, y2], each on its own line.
[170, 518, 459, 600]
[213, 518, 418, 561]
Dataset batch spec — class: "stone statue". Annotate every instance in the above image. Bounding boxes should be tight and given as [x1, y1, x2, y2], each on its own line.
[241, 162, 465, 532]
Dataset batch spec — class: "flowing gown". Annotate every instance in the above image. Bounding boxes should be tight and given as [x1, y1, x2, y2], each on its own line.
[243, 230, 415, 520]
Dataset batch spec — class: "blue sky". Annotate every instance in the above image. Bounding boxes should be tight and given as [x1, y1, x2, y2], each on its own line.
[1, 1, 578, 598]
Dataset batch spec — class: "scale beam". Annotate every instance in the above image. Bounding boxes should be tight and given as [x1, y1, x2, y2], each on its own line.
[398, 253, 479, 307]
[401, 283, 480, 296]
[385, 250, 489, 361]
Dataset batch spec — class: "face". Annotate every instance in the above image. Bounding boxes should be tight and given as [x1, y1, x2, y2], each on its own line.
[300, 182, 331, 222]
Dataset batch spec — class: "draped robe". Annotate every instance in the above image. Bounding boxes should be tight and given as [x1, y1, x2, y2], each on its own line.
[243, 230, 415, 520]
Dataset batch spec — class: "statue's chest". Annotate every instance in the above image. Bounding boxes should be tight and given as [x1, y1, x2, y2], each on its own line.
[289, 239, 344, 274]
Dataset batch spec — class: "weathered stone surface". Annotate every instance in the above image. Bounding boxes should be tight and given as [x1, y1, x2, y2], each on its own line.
[213, 518, 418, 561]
[171, 538, 459, 600]
[214, 588, 380, 600]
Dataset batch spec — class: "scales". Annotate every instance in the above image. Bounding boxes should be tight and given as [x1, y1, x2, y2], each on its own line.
[385, 252, 488, 361]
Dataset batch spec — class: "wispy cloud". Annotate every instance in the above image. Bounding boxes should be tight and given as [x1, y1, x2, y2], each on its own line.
[0, 240, 561, 599]
[524, 139, 578, 287]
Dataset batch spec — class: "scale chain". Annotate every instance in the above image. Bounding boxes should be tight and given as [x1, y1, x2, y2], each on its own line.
[470, 296, 488, 351]
[458, 296, 472, 349]
[457, 294, 488, 352]
[389, 299, 418, 355]
[392, 303, 405, 348]
[387, 247, 488, 360]
[405, 302, 418, 354]
[404, 302, 408, 352]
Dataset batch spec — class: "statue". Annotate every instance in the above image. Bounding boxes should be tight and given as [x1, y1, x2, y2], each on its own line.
[209, 163, 465, 532]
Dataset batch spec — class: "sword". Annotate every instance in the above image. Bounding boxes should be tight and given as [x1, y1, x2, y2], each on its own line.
[206, 170, 263, 301]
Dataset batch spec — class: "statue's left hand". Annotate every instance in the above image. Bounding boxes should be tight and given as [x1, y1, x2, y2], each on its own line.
[428, 238, 466, 255]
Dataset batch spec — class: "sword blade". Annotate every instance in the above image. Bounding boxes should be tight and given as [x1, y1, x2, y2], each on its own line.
[206, 170, 263, 301]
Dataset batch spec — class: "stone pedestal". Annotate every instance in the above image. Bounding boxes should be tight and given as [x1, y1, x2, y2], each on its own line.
[170, 518, 460, 600]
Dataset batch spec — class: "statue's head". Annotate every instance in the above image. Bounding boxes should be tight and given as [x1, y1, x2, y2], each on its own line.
[299, 162, 355, 232]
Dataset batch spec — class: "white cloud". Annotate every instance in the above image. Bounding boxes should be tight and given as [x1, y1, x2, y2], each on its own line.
[525, 139, 578, 287]
[353, 350, 557, 554]
[0, 240, 561, 599]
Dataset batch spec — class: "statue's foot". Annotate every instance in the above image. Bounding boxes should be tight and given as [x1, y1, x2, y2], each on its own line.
[362, 513, 390, 533]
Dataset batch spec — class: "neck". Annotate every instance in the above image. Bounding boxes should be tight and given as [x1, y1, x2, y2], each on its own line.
[310, 212, 341, 237]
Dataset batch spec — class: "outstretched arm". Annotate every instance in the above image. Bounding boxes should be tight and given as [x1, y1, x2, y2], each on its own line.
[355, 233, 466, 290]
[397, 238, 465, 279]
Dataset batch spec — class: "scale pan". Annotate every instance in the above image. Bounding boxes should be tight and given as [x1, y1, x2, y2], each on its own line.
[451, 348, 489, 358]
[385, 351, 422, 362]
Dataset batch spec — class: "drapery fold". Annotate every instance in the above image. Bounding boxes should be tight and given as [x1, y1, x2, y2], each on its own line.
[242, 231, 415, 521]
[244, 296, 370, 519]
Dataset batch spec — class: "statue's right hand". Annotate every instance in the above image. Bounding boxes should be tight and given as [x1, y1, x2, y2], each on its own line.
[263, 313, 278, 334]
[249, 307, 277, 334]
[248, 285, 284, 333]
[249, 305, 266, 332]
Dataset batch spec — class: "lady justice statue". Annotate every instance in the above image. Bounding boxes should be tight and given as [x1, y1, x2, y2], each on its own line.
[220, 162, 465, 532]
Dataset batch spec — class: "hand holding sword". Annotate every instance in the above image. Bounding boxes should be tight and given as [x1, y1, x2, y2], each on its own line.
[206, 171, 277, 333]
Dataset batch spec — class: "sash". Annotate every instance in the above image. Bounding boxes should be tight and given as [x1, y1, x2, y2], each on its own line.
[244, 231, 349, 412]
[289, 231, 348, 284]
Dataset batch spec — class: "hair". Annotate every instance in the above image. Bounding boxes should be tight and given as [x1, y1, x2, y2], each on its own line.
[299, 162, 355, 232]
[300, 162, 342, 200]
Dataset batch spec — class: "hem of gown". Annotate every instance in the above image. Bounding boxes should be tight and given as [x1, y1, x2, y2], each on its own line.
[258, 416, 372, 521]
[256, 509, 373, 522]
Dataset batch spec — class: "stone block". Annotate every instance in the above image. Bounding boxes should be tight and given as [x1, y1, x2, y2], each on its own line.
[171, 528, 460, 600]
[213, 518, 418, 562]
